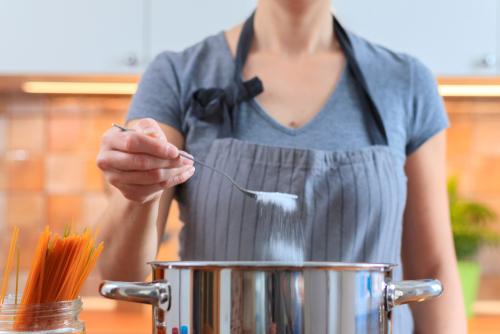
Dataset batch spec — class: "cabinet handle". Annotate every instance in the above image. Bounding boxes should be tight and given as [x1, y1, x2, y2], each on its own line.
[124, 53, 139, 67]
[481, 54, 497, 68]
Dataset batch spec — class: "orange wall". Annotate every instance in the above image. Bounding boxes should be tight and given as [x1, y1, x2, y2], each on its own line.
[445, 98, 500, 279]
[446, 98, 500, 222]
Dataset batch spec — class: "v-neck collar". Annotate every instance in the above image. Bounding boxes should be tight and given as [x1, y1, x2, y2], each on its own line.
[248, 67, 347, 136]
[217, 32, 348, 136]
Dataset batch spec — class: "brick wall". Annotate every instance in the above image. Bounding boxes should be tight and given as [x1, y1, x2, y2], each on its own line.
[445, 99, 500, 281]
[0, 95, 130, 296]
[0, 93, 499, 296]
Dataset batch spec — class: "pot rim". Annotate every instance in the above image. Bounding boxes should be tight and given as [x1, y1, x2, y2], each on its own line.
[148, 261, 395, 271]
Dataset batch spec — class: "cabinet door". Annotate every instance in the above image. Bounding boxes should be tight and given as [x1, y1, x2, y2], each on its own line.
[0, 0, 144, 74]
[498, 3, 500, 73]
[150, 0, 256, 57]
[333, 0, 497, 76]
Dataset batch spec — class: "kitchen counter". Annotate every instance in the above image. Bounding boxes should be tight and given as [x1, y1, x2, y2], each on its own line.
[81, 310, 500, 334]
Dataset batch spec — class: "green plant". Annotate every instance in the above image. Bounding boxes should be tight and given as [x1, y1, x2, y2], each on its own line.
[449, 177, 500, 260]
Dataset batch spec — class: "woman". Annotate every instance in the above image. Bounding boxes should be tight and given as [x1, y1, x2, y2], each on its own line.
[96, 0, 466, 332]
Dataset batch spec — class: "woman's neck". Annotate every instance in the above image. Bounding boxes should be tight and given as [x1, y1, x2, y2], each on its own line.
[254, 0, 334, 55]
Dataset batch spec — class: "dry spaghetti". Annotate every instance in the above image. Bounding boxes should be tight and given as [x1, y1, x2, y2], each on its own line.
[0, 227, 19, 304]
[1, 226, 103, 330]
[1, 226, 103, 304]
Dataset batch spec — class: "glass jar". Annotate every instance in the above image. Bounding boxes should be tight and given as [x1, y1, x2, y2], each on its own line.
[0, 297, 85, 333]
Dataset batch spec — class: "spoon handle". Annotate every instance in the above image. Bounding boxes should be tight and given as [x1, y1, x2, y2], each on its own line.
[178, 152, 246, 193]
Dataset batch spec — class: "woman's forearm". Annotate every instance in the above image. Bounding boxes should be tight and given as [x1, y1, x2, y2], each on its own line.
[98, 189, 162, 281]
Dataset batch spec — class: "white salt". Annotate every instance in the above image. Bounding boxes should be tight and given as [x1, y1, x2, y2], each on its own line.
[265, 237, 305, 263]
[254, 191, 298, 213]
[256, 194, 305, 263]
[254, 190, 304, 263]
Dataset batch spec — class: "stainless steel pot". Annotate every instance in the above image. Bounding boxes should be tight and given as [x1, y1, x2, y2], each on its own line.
[100, 261, 442, 334]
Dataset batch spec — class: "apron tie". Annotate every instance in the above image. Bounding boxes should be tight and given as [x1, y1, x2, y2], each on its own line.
[189, 77, 263, 137]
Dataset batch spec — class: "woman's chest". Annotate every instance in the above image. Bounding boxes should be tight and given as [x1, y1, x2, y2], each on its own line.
[242, 52, 345, 129]
[184, 57, 409, 160]
[232, 70, 406, 158]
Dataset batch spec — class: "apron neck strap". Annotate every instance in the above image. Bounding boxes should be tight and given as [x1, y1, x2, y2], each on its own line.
[333, 18, 388, 146]
[234, 12, 389, 146]
[234, 12, 256, 79]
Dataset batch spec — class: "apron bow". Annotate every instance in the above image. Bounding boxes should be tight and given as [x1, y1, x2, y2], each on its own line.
[190, 77, 263, 137]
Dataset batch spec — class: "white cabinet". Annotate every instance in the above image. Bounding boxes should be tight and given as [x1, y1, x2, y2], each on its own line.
[498, 2, 500, 73]
[151, 0, 499, 75]
[150, 0, 256, 56]
[0, 0, 144, 74]
[0, 0, 497, 75]
[333, 0, 498, 76]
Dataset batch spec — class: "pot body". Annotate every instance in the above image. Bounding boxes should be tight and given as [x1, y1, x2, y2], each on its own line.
[100, 262, 442, 334]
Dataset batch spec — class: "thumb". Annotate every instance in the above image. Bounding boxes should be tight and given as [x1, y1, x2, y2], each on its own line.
[132, 118, 167, 141]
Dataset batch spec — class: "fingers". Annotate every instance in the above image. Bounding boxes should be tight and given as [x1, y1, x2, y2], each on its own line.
[131, 118, 167, 141]
[109, 166, 195, 203]
[97, 118, 197, 203]
[105, 165, 195, 186]
[97, 150, 193, 171]
[161, 165, 196, 188]
[102, 129, 179, 159]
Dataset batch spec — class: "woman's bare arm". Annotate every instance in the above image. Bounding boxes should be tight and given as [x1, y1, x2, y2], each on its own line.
[97, 119, 192, 281]
[402, 131, 467, 333]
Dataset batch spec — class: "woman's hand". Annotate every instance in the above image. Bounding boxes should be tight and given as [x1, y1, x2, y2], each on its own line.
[97, 118, 195, 204]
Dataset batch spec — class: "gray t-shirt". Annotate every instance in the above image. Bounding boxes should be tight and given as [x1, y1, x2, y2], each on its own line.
[127, 31, 448, 161]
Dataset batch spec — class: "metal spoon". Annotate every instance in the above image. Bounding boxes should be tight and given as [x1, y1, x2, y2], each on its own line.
[112, 124, 299, 202]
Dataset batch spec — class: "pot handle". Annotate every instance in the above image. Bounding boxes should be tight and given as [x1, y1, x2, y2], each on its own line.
[386, 279, 443, 311]
[99, 280, 171, 311]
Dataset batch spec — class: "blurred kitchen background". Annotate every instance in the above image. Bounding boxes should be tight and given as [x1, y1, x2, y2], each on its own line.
[1, 0, 500, 332]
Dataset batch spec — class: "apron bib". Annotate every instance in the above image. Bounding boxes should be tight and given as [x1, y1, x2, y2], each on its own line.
[175, 13, 413, 333]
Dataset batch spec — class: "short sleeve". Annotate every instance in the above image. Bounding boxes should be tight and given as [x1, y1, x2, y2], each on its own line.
[405, 58, 449, 155]
[126, 52, 183, 133]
